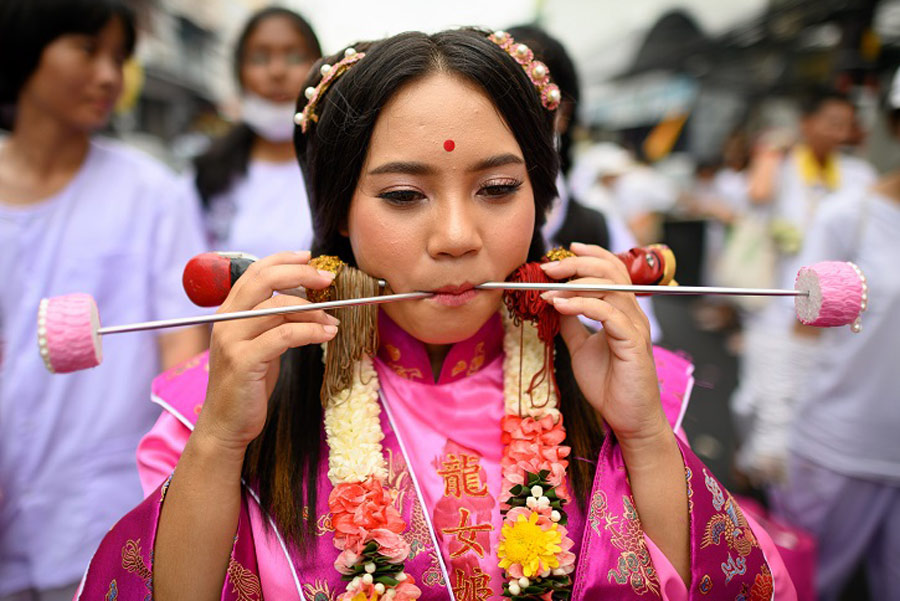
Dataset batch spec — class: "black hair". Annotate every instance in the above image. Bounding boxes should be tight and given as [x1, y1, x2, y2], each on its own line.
[0, 0, 136, 118]
[800, 87, 853, 117]
[193, 7, 322, 207]
[507, 25, 581, 176]
[243, 29, 603, 550]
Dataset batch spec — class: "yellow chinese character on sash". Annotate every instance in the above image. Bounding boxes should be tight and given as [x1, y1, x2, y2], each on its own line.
[437, 453, 488, 498]
[441, 507, 492, 558]
[452, 566, 493, 601]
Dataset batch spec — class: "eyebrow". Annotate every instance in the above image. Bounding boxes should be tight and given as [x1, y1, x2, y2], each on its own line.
[367, 153, 525, 176]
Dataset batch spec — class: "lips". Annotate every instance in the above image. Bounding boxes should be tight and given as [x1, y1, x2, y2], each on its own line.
[430, 282, 478, 307]
[431, 283, 475, 295]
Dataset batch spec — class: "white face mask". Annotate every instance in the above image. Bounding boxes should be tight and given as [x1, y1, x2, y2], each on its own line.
[241, 92, 297, 142]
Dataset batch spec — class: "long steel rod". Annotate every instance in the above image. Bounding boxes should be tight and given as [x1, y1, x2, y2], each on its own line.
[97, 291, 432, 335]
[98, 282, 804, 336]
[477, 282, 806, 297]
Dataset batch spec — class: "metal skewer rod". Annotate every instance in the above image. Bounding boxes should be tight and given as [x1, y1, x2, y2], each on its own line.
[97, 291, 433, 335]
[97, 282, 806, 336]
[476, 282, 808, 297]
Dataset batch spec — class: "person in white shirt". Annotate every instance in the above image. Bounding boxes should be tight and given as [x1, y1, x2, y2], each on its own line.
[732, 89, 877, 483]
[769, 79, 900, 600]
[0, 1, 208, 599]
[191, 7, 322, 259]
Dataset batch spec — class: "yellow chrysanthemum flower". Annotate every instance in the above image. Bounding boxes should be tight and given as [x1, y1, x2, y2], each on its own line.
[349, 589, 378, 601]
[498, 511, 562, 578]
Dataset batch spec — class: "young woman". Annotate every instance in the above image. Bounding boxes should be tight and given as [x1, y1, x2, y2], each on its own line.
[77, 29, 795, 601]
[192, 7, 322, 258]
[0, 1, 207, 598]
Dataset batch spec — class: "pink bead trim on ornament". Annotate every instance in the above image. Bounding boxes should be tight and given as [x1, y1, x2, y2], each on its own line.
[488, 31, 562, 111]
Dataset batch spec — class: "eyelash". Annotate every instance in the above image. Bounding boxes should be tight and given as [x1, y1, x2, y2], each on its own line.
[378, 179, 523, 205]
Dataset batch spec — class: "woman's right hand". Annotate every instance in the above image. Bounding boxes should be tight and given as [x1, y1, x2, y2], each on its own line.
[195, 250, 339, 453]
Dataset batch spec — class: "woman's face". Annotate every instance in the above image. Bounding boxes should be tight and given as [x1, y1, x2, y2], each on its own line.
[240, 15, 315, 103]
[18, 17, 128, 131]
[347, 73, 536, 345]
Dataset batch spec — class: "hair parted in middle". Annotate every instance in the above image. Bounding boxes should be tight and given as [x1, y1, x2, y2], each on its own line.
[294, 28, 559, 267]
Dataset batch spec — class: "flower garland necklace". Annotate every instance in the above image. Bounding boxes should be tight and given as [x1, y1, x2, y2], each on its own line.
[323, 310, 576, 601]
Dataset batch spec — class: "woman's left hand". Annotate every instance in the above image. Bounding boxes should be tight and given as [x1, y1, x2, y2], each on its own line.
[541, 242, 668, 447]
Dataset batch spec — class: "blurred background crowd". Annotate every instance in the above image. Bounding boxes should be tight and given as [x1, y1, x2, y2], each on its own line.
[1, 1, 899, 600]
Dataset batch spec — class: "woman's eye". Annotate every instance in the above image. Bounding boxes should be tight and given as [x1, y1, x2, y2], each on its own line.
[286, 51, 310, 66]
[246, 51, 269, 66]
[80, 39, 98, 55]
[480, 180, 522, 198]
[378, 189, 425, 205]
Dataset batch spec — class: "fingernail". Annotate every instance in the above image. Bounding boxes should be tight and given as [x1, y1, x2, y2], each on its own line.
[327, 314, 340, 325]
[318, 269, 336, 279]
[552, 297, 571, 306]
[294, 250, 311, 257]
[323, 324, 338, 335]
[540, 261, 560, 270]
[540, 291, 559, 301]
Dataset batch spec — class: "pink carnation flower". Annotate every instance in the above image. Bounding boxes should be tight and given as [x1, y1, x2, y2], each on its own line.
[329, 477, 407, 554]
[371, 527, 411, 563]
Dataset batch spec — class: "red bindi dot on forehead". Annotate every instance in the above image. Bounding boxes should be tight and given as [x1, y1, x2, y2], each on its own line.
[443, 139, 455, 152]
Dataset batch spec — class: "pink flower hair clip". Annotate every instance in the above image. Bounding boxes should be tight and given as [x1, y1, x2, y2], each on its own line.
[488, 31, 562, 111]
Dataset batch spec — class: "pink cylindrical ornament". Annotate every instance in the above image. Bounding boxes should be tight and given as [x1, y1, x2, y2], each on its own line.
[37, 293, 103, 373]
[794, 261, 868, 332]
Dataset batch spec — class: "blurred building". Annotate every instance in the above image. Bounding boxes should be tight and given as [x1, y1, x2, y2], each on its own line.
[579, 0, 899, 168]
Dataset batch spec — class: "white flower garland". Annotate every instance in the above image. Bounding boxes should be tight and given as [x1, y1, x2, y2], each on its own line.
[323, 355, 387, 485]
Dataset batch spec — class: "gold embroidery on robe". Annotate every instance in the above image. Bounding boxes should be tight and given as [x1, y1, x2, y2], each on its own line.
[389, 363, 425, 381]
[227, 557, 263, 601]
[700, 470, 759, 558]
[316, 512, 334, 536]
[302, 579, 336, 601]
[450, 342, 486, 378]
[105, 579, 118, 601]
[588, 490, 661, 597]
[121, 539, 152, 583]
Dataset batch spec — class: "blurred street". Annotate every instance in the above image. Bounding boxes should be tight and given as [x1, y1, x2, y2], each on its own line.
[654, 295, 740, 490]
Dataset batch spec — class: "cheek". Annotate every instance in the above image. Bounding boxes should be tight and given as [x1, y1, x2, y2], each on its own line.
[494, 199, 536, 265]
[240, 66, 267, 94]
[347, 199, 416, 277]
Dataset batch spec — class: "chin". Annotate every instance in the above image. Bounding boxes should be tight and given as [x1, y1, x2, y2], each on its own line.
[412, 322, 484, 345]
[399, 305, 497, 345]
[74, 111, 112, 132]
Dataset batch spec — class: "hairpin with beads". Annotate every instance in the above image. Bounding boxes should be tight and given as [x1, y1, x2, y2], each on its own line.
[294, 47, 365, 133]
[488, 31, 562, 111]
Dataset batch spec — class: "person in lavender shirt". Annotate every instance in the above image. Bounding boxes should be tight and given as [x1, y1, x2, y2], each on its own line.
[190, 7, 322, 260]
[0, 1, 208, 599]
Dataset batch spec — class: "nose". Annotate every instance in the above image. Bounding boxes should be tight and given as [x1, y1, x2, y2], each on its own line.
[267, 55, 288, 82]
[94, 54, 123, 92]
[427, 195, 483, 259]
